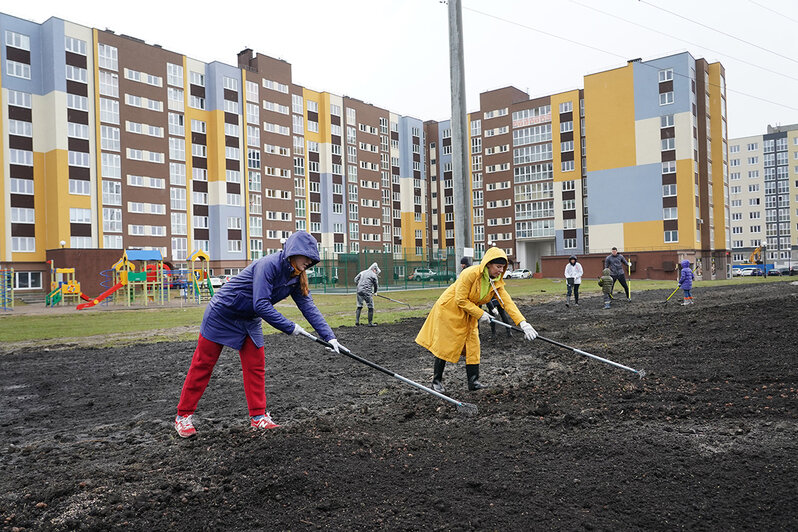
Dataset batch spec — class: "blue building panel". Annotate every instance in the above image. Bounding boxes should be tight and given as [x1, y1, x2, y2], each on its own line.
[555, 229, 584, 257]
[633, 52, 694, 122]
[320, 172, 345, 233]
[206, 61, 241, 113]
[399, 116, 424, 180]
[586, 163, 662, 225]
[0, 14, 65, 96]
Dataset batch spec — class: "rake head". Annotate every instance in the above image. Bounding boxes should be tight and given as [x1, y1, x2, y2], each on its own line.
[457, 402, 478, 416]
[636, 368, 647, 379]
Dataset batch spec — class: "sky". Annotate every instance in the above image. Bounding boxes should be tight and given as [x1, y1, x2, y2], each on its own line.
[5, 0, 798, 139]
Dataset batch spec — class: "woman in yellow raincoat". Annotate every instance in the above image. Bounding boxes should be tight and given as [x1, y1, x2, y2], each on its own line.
[415, 247, 538, 392]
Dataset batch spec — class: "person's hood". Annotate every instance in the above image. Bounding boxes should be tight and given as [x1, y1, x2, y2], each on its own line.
[681, 259, 691, 269]
[569, 255, 578, 263]
[370, 262, 381, 275]
[602, 268, 611, 276]
[282, 231, 320, 266]
[479, 247, 508, 277]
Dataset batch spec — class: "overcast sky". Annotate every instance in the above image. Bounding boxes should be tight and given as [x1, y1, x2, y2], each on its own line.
[6, 0, 798, 138]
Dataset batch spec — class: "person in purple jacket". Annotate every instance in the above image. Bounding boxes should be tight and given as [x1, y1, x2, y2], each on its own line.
[678, 259, 695, 306]
[174, 231, 346, 438]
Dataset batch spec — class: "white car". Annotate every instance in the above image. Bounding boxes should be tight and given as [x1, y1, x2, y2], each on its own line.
[505, 269, 532, 279]
[739, 267, 761, 277]
[732, 268, 742, 277]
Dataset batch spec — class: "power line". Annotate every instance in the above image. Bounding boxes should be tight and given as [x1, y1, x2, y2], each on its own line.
[459, 4, 798, 112]
[571, 0, 798, 83]
[638, 0, 798, 66]
[747, 0, 798, 24]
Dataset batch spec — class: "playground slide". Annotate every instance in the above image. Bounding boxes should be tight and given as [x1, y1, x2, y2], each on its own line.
[76, 282, 126, 310]
[79, 293, 92, 301]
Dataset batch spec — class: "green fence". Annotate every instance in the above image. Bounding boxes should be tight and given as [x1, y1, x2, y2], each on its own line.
[308, 248, 481, 293]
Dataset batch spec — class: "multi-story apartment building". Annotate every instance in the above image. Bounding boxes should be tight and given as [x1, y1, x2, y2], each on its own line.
[1, 12, 733, 298]
[0, 13, 427, 294]
[427, 52, 729, 277]
[728, 123, 798, 268]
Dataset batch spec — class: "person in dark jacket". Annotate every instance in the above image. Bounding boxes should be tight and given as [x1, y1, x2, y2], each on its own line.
[354, 262, 380, 326]
[174, 231, 346, 438]
[598, 268, 613, 309]
[605, 247, 630, 301]
[678, 259, 695, 306]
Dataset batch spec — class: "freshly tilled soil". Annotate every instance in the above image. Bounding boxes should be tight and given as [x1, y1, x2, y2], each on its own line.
[1, 282, 796, 530]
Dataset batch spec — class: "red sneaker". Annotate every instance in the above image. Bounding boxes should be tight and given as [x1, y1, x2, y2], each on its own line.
[175, 415, 196, 438]
[250, 412, 280, 429]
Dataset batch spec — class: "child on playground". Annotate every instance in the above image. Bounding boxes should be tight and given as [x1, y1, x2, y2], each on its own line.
[598, 268, 613, 309]
[416, 247, 538, 393]
[679, 259, 695, 306]
[174, 231, 347, 438]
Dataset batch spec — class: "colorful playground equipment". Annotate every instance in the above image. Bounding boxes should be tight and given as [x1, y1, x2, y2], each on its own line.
[46, 261, 92, 307]
[77, 249, 170, 310]
[188, 249, 214, 303]
[1, 268, 13, 311]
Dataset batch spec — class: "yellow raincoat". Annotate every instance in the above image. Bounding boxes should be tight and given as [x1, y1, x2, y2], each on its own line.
[415, 247, 526, 364]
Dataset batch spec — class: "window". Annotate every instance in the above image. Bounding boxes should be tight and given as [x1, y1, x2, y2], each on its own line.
[98, 44, 118, 70]
[663, 207, 678, 220]
[659, 92, 674, 105]
[6, 30, 31, 50]
[661, 138, 675, 151]
[661, 115, 674, 128]
[658, 68, 674, 82]
[6, 60, 31, 80]
[664, 230, 678, 243]
[663, 184, 677, 197]
[14, 271, 42, 289]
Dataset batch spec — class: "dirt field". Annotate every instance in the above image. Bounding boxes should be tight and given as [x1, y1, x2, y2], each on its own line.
[1, 282, 796, 531]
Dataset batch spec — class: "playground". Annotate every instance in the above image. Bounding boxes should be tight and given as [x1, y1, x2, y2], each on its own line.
[0, 281, 796, 530]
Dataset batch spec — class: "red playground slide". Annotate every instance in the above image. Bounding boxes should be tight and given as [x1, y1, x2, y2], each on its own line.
[76, 282, 126, 310]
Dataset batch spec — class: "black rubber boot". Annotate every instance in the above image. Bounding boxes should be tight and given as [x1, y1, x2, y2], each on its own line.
[367, 308, 376, 326]
[432, 358, 446, 393]
[466, 364, 486, 391]
[355, 307, 361, 326]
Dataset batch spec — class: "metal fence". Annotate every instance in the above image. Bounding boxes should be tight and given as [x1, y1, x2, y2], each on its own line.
[307, 248, 479, 293]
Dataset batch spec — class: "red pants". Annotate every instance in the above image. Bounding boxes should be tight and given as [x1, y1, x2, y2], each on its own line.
[177, 334, 266, 417]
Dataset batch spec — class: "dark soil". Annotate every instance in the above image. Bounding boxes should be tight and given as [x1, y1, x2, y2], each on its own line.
[1, 282, 797, 531]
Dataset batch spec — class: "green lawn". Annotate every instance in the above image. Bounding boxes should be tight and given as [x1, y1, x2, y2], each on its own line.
[0, 276, 787, 344]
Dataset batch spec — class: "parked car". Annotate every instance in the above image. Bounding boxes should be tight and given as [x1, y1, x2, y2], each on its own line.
[766, 269, 782, 276]
[209, 275, 231, 288]
[731, 268, 743, 277]
[409, 268, 456, 282]
[306, 268, 337, 285]
[740, 267, 762, 277]
[505, 269, 532, 279]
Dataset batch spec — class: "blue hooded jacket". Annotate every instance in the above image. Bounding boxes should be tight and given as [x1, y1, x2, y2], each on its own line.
[679, 260, 694, 290]
[199, 231, 335, 349]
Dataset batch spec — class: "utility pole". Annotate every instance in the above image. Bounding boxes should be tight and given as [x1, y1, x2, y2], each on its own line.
[448, 0, 472, 269]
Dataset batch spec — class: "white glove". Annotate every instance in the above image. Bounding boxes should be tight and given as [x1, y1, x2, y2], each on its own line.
[520, 321, 537, 341]
[491, 307, 500, 317]
[479, 311, 492, 324]
[328, 339, 342, 353]
[291, 323, 307, 336]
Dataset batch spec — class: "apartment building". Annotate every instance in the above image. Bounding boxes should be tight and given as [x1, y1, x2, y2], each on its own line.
[728, 124, 798, 267]
[1, 13, 426, 294]
[427, 52, 730, 277]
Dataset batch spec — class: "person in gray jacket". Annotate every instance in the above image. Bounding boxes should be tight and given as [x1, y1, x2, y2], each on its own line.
[604, 247, 630, 301]
[354, 262, 381, 326]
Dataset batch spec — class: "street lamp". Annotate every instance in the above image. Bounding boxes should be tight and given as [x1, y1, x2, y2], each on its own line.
[762, 243, 767, 277]
[60, 240, 66, 249]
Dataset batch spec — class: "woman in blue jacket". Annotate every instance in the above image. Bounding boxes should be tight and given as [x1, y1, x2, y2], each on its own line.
[175, 231, 345, 437]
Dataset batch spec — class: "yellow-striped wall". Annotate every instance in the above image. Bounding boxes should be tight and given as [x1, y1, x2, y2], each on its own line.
[584, 64, 636, 172]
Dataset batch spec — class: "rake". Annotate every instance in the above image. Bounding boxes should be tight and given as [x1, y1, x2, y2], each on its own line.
[298, 330, 478, 415]
[374, 293, 411, 309]
[490, 320, 646, 379]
